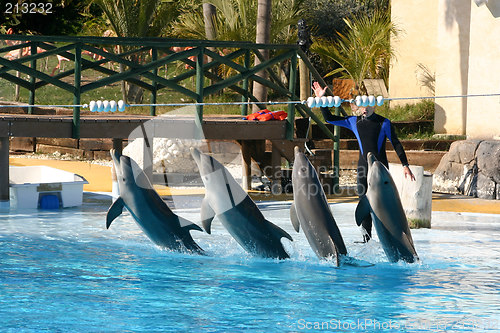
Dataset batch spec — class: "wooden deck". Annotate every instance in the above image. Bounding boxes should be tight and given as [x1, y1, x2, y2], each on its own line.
[0, 114, 287, 140]
[0, 113, 290, 205]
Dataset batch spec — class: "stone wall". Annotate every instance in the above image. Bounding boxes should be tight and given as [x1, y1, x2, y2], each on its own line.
[433, 140, 500, 199]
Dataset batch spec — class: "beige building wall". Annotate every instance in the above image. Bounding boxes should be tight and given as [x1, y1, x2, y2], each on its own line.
[434, 0, 471, 135]
[466, 2, 500, 139]
[388, 0, 438, 106]
[389, 0, 500, 139]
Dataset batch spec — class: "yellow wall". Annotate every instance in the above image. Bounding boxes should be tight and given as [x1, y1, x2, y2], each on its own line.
[389, 0, 438, 105]
[434, 0, 471, 135]
[389, 0, 500, 139]
[466, 1, 500, 139]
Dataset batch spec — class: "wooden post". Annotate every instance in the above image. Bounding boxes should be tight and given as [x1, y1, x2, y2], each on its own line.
[241, 141, 252, 191]
[0, 137, 9, 209]
[112, 138, 123, 155]
[299, 57, 310, 102]
[299, 55, 312, 147]
[271, 142, 282, 195]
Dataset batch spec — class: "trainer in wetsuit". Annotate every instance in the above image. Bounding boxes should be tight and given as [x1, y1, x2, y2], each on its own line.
[313, 82, 415, 242]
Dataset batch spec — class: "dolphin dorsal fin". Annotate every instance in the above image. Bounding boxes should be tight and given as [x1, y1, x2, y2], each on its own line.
[355, 195, 371, 227]
[200, 197, 216, 234]
[290, 203, 300, 232]
[268, 220, 293, 242]
[106, 197, 124, 229]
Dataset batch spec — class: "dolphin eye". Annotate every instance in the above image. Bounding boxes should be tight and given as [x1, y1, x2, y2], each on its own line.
[384, 181, 389, 184]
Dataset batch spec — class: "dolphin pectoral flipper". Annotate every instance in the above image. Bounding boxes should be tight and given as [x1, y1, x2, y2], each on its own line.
[200, 197, 216, 234]
[290, 203, 300, 232]
[355, 195, 371, 227]
[400, 232, 419, 261]
[340, 255, 375, 267]
[106, 197, 125, 229]
[268, 220, 293, 242]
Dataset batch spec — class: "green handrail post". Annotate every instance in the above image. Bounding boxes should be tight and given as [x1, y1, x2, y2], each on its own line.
[28, 42, 37, 114]
[241, 49, 251, 116]
[73, 43, 82, 139]
[150, 47, 158, 116]
[195, 47, 204, 138]
[286, 52, 298, 140]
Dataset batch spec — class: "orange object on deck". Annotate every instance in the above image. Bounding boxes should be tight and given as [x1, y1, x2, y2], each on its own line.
[246, 109, 287, 121]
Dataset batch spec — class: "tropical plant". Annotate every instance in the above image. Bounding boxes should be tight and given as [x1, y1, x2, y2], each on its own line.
[303, 0, 390, 40]
[173, 0, 304, 88]
[93, 0, 183, 38]
[311, 9, 398, 94]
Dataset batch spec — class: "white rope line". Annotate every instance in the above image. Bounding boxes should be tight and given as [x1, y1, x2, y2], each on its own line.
[0, 92, 498, 112]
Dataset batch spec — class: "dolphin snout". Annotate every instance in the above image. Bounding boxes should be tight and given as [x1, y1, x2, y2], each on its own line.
[367, 152, 377, 166]
[190, 147, 201, 163]
[294, 146, 301, 156]
[110, 149, 121, 166]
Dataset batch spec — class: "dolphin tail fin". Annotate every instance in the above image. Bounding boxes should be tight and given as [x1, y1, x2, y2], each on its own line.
[268, 220, 293, 242]
[106, 197, 125, 229]
[289, 203, 300, 232]
[355, 195, 371, 227]
[178, 217, 203, 233]
[201, 197, 216, 234]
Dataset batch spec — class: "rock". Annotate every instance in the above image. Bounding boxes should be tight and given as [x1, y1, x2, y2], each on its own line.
[452, 139, 482, 164]
[476, 141, 500, 183]
[433, 140, 500, 200]
[476, 173, 496, 200]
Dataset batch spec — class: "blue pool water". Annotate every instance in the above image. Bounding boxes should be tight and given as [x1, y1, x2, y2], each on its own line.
[1, 193, 499, 332]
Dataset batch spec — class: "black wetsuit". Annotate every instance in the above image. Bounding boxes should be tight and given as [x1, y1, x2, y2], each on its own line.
[320, 107, 409, 239]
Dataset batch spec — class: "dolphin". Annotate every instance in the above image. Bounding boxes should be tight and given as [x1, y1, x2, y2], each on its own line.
[190, 147, 292, 259]
[106, 149, 204, 254]
[290, 147, 347, 265]
[355, 152, 419, 263]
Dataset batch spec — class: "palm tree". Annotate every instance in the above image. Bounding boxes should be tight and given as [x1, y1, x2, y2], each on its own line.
[252, 0, 271, 111]
[174, 0, 304, 97]
[175, 0, 303, 45]
[312, 10, 398, 94]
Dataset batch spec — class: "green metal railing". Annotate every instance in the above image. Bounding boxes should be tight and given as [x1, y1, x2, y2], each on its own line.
[0, 35, 340, 135]
[0, 35, 343, 187]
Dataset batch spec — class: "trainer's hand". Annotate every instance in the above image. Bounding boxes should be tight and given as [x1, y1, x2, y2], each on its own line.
[312, 81, 327, 98]
[404, 166, 416, 181]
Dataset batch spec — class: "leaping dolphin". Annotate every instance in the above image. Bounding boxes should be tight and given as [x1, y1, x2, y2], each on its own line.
[190, 147, 292, 259]
[106, 150, 204, 254]
[355, 152, 419, 263]
[290, 147, 347, 265]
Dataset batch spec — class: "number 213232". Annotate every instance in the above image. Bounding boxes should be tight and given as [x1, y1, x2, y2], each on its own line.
[4, 2, 53, 14]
